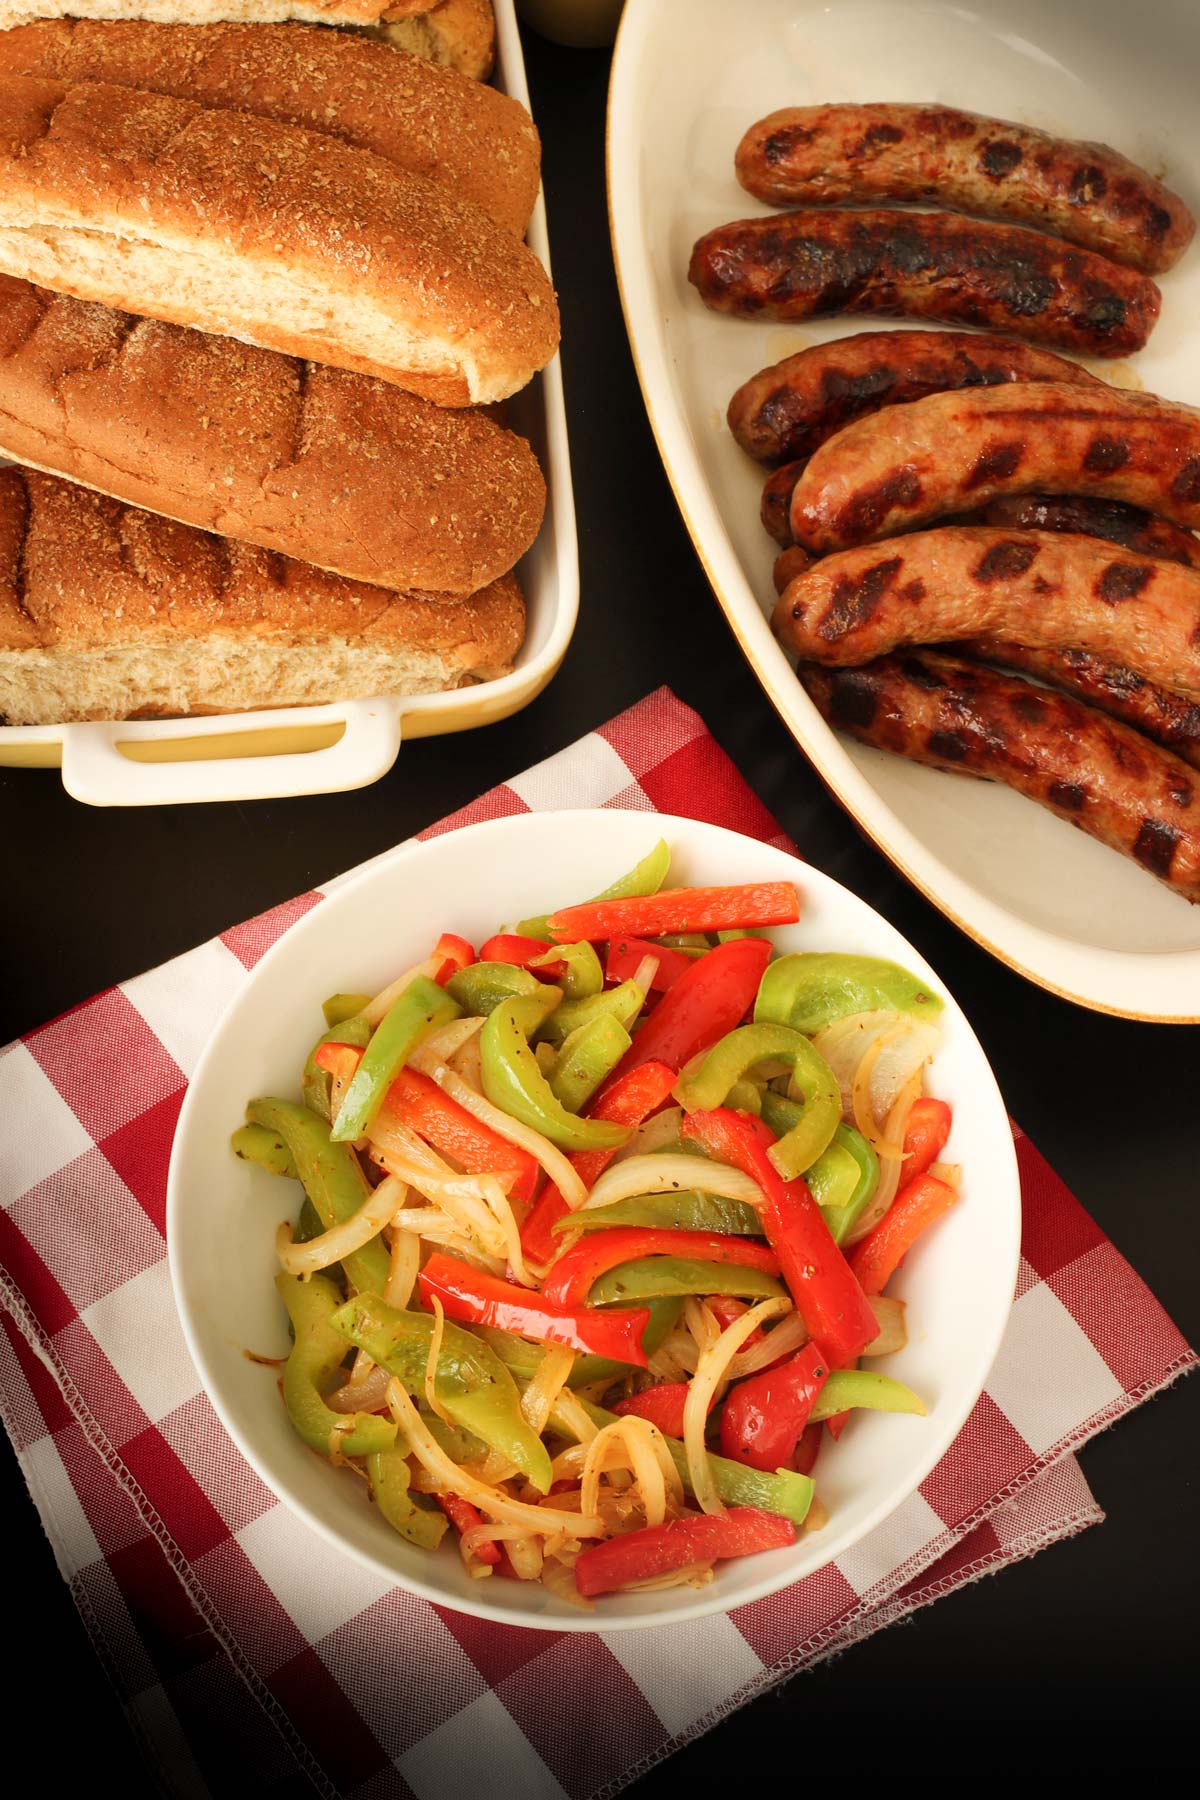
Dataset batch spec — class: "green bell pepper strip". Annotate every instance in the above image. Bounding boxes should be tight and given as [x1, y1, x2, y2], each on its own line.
[423, 1412, 489, 1463]
[331, 976, 461, 1143]
[538, 979, 646, 1047]
[295, 1197, 326, 1244]
[809, 1369, 926, 1420]
[302, 1013, 373, 1122]
[675, 1021, 841, 1179]
[716, 929, 766, 943]
[367, 1447, 448, 1550]
[559, 1395, 813, 1526]
[589, 1256, 786, 1306]
[726, 1078, 763, 1115]
[754, 952, 944, 1036]
[480, 996, 630, 1154]
[516, 840, 673, 941]
[549, 1014, 632, 1114]
[246, 1099, 389, 1296]
[551, 1191, 763, 1237]
[329, 1292, 553, 1493]
[531, 941, 604, 1000]
[231, 1122, 296, 1179]
[322, 992, 372, 1029]
[760, 1099, 880, 1245]
[446, 961, 545, 1016]
[275, 1272, 396, 1459]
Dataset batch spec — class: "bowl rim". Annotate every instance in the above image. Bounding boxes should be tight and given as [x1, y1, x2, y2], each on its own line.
[167, 807, 1022, 1631]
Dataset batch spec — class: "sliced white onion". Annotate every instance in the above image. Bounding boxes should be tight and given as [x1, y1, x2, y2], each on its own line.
[418, 1015, 485, 1064]
[582, 1154, 763, 1213]
[727, 1308, 809, 1379]
[930, 1160, 962, 1189]
[865, 1295, 908, 1357]
[632, 954, 661, 995]
[327, 1366, 390, 1415]
[814, 1010, 940, 1131]
[387, 1381, 605, 1536]
[845, 1069, 922, 1245]
[521, 1344, 576, 1437]
[275, 1174, 404, 1276]
[684, 1296, 790, 1516]
[383, 1227, 420, 1311]
[609, 1106, 685, 1165]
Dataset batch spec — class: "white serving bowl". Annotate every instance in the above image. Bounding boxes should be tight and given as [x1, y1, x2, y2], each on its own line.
[167, 810, 1020, 1629]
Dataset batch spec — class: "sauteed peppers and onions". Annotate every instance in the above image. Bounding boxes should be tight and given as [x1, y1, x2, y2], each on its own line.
[233, 844, 959, 1604]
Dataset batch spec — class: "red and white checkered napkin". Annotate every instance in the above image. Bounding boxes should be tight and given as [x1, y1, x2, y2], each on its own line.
[0, 687, 1193, 1800]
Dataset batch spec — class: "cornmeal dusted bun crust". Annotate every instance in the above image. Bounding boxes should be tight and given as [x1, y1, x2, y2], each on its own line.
[0, 77, 559, 404]
[0, 276, 546, 594]
[0, 3, 496, 81]
[0, 468, 526, 724]
[0, 21, 533, 232]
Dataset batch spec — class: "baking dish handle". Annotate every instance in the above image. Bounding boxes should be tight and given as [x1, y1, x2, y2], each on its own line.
[58, 698, 405, 807]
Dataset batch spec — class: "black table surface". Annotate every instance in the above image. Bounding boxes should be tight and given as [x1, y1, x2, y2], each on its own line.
[1, 28, 1195, 1787]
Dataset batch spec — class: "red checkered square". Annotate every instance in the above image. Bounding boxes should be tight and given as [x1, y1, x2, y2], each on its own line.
[49, 1316, 153, 1450]
[1050, 1239, 1192, 1398]
[322, 1589, 486, 1762]
[432, 1603, 561, 1690]
[220, 892, 324, 970]
[107, 1535, 225, 1683]
[640, 735, 795, 848]
[8, 1147, 166, 1314]
[52, 1420, 163, 1559]
[895, 1518, 1002, 1598]
[158, 1392, 278, 1536]
[269, 1647, 390, 1791]
[598, 686, 706, 779]
[100, 1091, 185, 1237]
[498, 1635, 664, 1796]
[732, 1557, 859, 1666]
[919, 1391, 1034, 1527]
[25, 988, 185, 1141]
[1015, 1132, 1107, 1279]
[190, 1534, 310, 1677]
[419, 785, 528, 841]
[0, 1311, 72, 1443]
[120, 1424, 233, 1561]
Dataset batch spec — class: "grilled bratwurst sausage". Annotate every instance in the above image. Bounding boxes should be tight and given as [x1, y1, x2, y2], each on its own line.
[976, 494, 1200, 567]
[800, 651, 1200, 902]
[772, 527, 1200, 698]
[956, 640, 1200, 771]
[728, 328, 1102, 467]
[789, 383, 1200, 552]
[688, 211, 1161, 356]
[735, 105, 1195, 275]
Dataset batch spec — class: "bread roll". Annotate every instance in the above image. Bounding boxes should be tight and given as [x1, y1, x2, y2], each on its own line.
[0, 21, 530, 231]
[0, 77, 559, 404]
[379, 0, 495, 79]
[0, 275, 545, 593]
[0, 467, 525, 724]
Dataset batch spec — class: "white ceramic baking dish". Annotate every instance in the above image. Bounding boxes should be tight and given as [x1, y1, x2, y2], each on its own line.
[0, 0, 578, 806]
[608, 0, 1200, 1022]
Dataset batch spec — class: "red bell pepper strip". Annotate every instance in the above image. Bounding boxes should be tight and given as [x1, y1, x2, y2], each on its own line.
[901, 1098, 953, 1182]
[681, 1109, 878, 1369]
[573, 1506, 796, 1597]
[613, 1382, 703, 1439]
[849, 1174, 959, 1298]
[546, 883, 801, 944]
[605, 936, 693, 992]
[380, 1067, 540, 1203]
[718, 1342, 829, 1471]
[608, 938, 773, 1083]
[792, 1422, 823, 1477]
[478, 933, 564, 975]
[432, 933, 475, 984]
[437, 1493, 501, 1566]
[313, 1042, 363, 1083]
[519, 1061, 678, 1267]
[542, 1229, 780, 1310]
[418, 1253, 652, 1366]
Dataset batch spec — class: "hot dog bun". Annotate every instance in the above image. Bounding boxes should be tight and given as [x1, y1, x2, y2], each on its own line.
[0, 467, 525, 724]
[0, 276, 545, 596]
[0, 76, 559, 404]
[0, 20, 532, 231]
